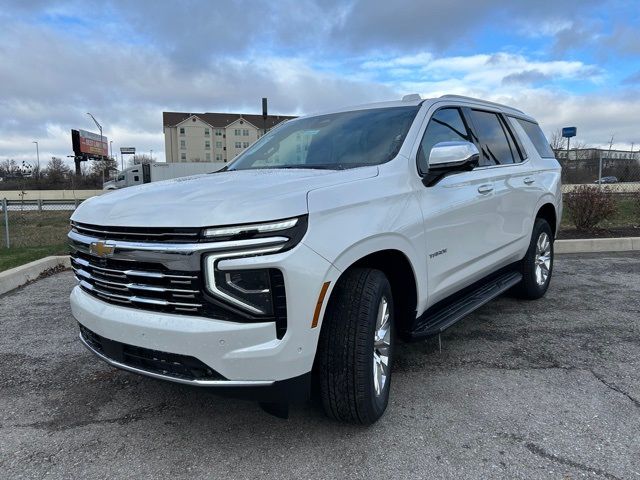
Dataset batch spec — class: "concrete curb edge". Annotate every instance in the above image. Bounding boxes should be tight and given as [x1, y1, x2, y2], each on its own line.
[0, 255, 71, 296]
[555, 237, 640, 254]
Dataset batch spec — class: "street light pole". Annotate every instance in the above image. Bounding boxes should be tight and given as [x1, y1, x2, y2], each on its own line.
[32, 141, 40, 177]
[86, 112, 104, 158]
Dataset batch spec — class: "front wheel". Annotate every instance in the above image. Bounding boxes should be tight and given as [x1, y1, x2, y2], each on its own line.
[515, 218, 554, 299]
[317, 268, 394, 425]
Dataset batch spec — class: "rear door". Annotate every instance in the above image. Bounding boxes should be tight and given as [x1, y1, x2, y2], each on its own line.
[465, 108, 538, 263]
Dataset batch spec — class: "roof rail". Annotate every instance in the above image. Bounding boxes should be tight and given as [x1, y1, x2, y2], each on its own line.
[438, 94, 524, 114]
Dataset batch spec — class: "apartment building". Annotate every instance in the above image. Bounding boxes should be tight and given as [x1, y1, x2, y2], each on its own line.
[163, 112, 294, 164]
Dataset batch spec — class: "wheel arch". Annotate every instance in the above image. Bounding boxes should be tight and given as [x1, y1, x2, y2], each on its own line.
[535, 202, 558, 237]
[322, 241, 421, 338]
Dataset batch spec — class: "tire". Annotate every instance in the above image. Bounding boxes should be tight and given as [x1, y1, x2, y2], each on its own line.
[515, 218, 554, 300]
[317, 268, 394, 425]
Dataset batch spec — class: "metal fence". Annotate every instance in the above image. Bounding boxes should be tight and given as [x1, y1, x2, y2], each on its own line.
[558, 157, 640, 185]
[1, 198, 82, 249]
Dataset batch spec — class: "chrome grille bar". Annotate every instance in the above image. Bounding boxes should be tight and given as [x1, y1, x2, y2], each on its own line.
[71, 222, 199, 240]
[77, 278, 203, 309]
[72, 267, 199, 294]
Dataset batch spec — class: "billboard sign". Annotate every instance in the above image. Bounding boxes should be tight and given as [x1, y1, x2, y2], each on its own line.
[562, 127, 577, 138]
[120, 147, 136, 155]
[77, 129, 108, 156]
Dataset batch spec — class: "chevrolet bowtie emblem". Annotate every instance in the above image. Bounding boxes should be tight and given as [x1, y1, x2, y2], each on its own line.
[89, 241, 115, 258]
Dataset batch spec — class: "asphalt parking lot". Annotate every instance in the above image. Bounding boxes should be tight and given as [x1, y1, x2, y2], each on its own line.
[1, 253, 639, 479]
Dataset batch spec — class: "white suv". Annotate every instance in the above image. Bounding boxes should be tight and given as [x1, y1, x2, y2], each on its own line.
[69, 95, 561, 424]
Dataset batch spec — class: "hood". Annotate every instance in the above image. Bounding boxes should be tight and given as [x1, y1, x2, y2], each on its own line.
[72, 167, 378, 227]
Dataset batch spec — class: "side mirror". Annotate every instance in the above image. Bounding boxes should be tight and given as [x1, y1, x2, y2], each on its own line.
[422, 141, 480, 186]
[428, 141, 480, 168]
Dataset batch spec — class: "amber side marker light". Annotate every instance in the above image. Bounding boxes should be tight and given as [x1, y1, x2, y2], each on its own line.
[311, 282, 331, 328]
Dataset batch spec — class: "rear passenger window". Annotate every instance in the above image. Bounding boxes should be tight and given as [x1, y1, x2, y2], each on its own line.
[468, 110, 516, 166]
[515, 119, 555, 158]
[418, 108, 471, 174]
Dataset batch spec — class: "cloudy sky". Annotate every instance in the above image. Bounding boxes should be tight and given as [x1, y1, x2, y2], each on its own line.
[1, 0, 639, 166]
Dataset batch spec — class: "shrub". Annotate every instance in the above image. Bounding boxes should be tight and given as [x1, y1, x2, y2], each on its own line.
[565, 185, 617, 231]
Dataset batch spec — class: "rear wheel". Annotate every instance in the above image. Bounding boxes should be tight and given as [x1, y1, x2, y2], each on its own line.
[515, 218, 554, 299]
[317, 268, 394, 425]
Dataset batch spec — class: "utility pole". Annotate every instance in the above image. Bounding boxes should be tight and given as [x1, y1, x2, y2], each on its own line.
[32, 141, 40, 179]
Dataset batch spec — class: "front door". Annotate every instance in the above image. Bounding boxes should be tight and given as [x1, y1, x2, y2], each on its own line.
[416, 106, 503, 305]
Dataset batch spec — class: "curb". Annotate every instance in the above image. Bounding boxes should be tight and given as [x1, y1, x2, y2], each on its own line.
[0, 255, 71, 296]
[555, 237, 640, 254]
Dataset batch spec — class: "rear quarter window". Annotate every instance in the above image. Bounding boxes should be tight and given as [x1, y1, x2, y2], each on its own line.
[515, 118, 555, 158]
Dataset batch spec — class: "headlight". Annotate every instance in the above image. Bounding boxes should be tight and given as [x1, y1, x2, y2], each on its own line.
[211, 268, 275, 315]
[204, 217, 299, 238]
[202, 216, 305, 317]
[201, 215, 307, 251]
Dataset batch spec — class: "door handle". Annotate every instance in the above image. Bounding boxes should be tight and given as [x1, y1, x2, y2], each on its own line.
[523, 177, 535, 185]
[477, 184, 493, 194]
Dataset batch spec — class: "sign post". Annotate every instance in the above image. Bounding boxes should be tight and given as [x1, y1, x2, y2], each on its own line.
[119, 147, 136, 171]
[562, 127, 577, 161]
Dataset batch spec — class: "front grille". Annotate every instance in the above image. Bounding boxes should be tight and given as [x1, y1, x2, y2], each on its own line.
[71, 221, 202, 243]
[80, 324, 225, 381]
[71, 250, 205, 315]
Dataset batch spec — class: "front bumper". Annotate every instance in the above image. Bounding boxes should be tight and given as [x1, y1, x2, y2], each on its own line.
[77, 323, 311, 402]
[70, 241, 338, 385]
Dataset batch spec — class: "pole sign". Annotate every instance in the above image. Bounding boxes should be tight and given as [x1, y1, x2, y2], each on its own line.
[120, 147, 136, 154]
[78, 129, 108, 156]
[562, 127, 577, 138]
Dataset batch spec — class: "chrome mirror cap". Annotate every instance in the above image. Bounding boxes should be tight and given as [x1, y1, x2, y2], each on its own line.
[428, 141, 479, 167]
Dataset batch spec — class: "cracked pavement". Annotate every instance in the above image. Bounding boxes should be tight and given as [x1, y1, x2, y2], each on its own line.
[1, 252, 639, 479]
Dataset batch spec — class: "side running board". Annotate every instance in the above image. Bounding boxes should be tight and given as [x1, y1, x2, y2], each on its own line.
[408, 271, 522, 340]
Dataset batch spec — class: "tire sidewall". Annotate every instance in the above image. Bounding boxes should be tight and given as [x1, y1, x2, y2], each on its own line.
[524, 219, 554, 297]
[366, 277, 395, 417]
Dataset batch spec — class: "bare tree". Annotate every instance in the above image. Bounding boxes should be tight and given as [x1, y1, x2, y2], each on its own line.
[44, 156, 72, 185]
[0, 159, 21, 178]
[549, 129, 566, 153]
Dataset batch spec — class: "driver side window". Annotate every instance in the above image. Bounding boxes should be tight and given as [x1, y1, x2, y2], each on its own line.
[418, 108, 471, 174]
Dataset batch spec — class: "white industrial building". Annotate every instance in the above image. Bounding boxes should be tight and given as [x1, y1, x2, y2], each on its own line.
[163, 112, 294, 164]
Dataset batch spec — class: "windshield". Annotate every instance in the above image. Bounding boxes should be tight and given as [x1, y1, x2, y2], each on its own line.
[228, 106, 419, 171]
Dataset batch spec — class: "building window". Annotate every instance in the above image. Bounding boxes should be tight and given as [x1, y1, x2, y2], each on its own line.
[243, 142, 249, 148]
[180, 153, 186, 161]
[204, 128, 210, 136]
[179, 127, 185, 135]
[205, 140, 211, 150]
[215, 129, 223, 136]
[216, 154, 222, 161]
[180, 140, 186, 149]
[234, 129, 241, 136]
[242, 129, 249, 136]
[235, 142, 241, 148]
[206, 153, 211, 161]
[216, 141, 222, 148]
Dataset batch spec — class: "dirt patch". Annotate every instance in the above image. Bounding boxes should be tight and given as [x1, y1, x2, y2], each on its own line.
[558, 226, 640, 239]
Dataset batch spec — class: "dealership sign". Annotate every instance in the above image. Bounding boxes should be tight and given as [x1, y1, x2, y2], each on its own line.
[78, 129, 108, 156]
[120, 147, 136, 154]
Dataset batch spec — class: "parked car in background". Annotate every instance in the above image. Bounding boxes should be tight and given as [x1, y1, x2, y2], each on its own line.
[69, 94, 562, 424]
[594, 176, 619, 184]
